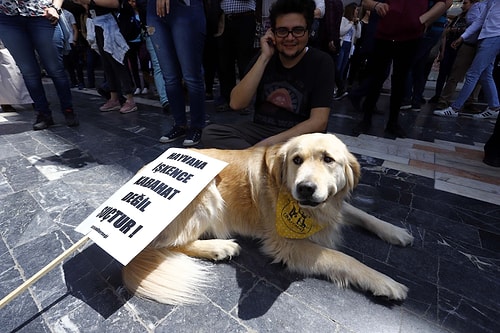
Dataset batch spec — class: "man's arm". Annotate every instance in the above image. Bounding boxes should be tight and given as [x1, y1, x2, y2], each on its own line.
[419, 0, 452, 28]
[230, 28, 275, 110]
[254, 107, 330, 147]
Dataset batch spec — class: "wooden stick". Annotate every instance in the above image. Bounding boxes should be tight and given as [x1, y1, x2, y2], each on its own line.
[0, 236, 91, 309]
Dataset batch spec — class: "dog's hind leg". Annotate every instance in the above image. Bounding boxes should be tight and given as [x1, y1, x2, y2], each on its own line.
[342, 203, 414, 246]
[175, 239, 241, 261]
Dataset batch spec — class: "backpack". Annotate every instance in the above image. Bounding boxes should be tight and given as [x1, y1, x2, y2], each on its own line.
[113, 0, 142, 41]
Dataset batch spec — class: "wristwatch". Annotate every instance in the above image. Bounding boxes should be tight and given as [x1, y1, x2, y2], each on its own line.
[49, 4, 62, 15]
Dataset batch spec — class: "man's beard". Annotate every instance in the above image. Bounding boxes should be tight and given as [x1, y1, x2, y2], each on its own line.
[279, 45, 307, 60]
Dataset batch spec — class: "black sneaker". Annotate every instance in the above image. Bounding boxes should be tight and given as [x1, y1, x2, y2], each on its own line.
[333, 90, 348, 101]
[183, 128, 202, 147]
[64, 109, 79, 127]
[159, 126, 186, 143]
[33, 114, 54, 130]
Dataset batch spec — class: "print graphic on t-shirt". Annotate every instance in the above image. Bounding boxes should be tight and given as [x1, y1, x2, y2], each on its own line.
[254, 81, 305, 128]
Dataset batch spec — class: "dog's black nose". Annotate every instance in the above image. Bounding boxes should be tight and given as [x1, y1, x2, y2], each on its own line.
[296, 181, 316, 199]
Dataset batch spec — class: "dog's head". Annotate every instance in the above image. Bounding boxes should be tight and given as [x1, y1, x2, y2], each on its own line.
[266, 133, 360, 208]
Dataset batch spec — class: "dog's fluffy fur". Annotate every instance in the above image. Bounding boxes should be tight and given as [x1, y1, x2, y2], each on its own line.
[122, 133, 414, 304]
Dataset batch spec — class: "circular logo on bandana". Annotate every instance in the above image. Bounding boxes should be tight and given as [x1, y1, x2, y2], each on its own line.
[275, 190, 323, 239]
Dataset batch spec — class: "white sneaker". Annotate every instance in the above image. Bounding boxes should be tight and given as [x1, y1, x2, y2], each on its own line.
[133, 88, 141, 95]
[141, 87, 149, 95]
[433, 106, 459, 117]
[473, 107, 499, 119]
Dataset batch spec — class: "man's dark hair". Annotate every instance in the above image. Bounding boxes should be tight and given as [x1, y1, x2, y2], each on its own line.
[269, 0, 316, 31]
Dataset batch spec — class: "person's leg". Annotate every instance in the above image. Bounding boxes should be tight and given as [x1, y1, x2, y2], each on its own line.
[126, 42, 142, 93]
[32, 18, 74, 113]
[201, 122, 282, 149]
[411, 29, 442, 106]
[0, 15, 51, 118]
[145, 35, 168, 107]
[358, 39, 394, 126]
[168, 0, 206, 130]
[440, 44, 476, 106]
[484, 115, 500, 167]
[387, 38, 419, 136]
[434, 45, 457, 98]
[235, 15, 256, 80]
[451, 37, 500, 111]
[216, 18, 237, 103]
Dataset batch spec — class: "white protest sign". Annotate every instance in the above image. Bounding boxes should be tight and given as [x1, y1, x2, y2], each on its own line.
[76, 148, 227, 265]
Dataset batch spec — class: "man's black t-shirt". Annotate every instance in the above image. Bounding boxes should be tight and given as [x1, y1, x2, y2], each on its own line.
[252, 47, 335, 129]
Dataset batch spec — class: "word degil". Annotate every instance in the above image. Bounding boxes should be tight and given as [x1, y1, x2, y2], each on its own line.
[121, 192, 151, 212]
[96, 206, 143, 238]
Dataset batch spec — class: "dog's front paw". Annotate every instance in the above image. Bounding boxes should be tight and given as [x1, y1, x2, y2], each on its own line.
[208, 239, 241, 261]
[386, 226, 414, 247]
[372, 278, 408, 301]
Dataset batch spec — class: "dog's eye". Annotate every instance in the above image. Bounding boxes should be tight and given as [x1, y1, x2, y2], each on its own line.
[324, 156, 335, 164]
[293, 156, 303, 165]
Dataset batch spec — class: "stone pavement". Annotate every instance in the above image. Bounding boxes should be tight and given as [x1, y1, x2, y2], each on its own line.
[0, 81, 499, 333]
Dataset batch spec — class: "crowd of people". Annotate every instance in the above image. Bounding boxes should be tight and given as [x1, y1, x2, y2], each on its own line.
[0, 0, 499, 166]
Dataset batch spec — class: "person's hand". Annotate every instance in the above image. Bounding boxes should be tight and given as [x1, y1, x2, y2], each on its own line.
[260, 29, 276, 59]
[156, 0, 170, 17]
[44, 6, 60, 25]
[373, 2, 389, 17]
[328, 40, 337, 53]
[451, 37, 463, 49]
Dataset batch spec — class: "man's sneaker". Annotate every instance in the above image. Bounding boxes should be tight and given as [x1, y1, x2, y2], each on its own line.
[119, 100, 138, 114]
[33, 114, 54, 130]
[64, 109, 79, 127]
[411, 103, 421, 111]
[159, 126, 186, 143]
[433, 106, 459, 117]
[183, 128, 202, 147]
[333, 90, 348, 101]
[473, 107, 499, 119]
[400, 100, 412, 110]
[100, 100, 121, 112]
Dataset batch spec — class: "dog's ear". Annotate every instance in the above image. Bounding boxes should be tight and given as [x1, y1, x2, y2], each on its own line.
[265, 143, 287, 186]
[345, 151, 361, 190]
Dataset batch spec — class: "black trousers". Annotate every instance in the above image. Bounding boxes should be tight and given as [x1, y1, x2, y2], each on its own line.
[361, 38, 420, 126]
[216, 13, 256, 102]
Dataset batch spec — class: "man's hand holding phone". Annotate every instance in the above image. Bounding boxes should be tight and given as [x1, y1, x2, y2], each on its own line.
[261, 29, 276, 59]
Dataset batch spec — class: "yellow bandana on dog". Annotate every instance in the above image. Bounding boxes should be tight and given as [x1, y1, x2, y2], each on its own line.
[276, 190, 324, 239]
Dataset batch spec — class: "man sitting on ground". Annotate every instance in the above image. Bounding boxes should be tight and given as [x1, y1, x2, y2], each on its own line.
[201, 0, 335, 149]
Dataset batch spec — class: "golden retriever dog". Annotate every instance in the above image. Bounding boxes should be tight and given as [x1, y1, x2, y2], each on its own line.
[122, 133, 414, 304]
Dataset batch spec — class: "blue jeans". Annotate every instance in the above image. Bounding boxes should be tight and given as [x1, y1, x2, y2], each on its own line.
[452, 36, 500, 110]
[335, 41, 352, 92]
[147, 0, 206, 129]
[0, 14, 73, 117]
[145, 35, 168, 106]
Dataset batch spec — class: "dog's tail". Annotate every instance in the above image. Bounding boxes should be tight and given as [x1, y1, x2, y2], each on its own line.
[122, 247, 213, 305]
